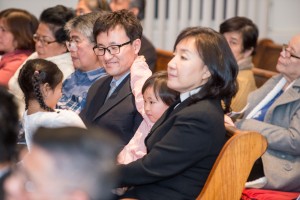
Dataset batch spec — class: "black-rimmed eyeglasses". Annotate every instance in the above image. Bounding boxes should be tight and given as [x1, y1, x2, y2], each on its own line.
[33, 34, 57, 46]
[93, 41, 131, 56]
[282, 44, 300, 60]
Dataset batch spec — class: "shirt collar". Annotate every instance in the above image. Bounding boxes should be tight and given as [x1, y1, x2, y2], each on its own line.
[180, 87, 202, 102]
[75, 67, 106, 81]
[111, 71, 130, 87]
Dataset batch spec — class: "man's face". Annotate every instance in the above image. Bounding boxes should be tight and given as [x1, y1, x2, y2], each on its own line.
[68, 29, 101, 71]
[276, 35, 300, 82]
[223, 31, 248, 62]
[5, 146, 68, 200]
[95, 25, 140, 80]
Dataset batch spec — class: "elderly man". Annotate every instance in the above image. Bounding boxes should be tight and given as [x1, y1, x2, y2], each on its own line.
[226, 34, 300, 192]
[80, 10, 149, 145]
[57, 12, 108, 114]
[4, 127, 120, 200]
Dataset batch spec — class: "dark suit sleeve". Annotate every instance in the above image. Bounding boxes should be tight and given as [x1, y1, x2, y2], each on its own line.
[119, 106, 224, 186]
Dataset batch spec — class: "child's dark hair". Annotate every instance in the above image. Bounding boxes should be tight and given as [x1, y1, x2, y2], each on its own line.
[142, 71, 179, 106]
[18, 58, 63, 112]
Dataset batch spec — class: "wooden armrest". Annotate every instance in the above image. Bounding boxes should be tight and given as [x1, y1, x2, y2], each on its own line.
[252, 67, 279, 87]
[154, 48, 173, 72]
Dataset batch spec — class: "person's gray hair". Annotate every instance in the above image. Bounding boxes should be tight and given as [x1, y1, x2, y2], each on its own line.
[65, 11, 109, 44]
[33, 126, 120, 200]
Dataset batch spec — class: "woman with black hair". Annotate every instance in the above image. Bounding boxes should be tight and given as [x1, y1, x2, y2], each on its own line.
[118, 27, 238, 200]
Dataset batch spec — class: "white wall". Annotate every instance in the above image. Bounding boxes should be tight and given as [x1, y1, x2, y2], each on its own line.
[267, 0, 300, 43]
[0, 0, 78, 18]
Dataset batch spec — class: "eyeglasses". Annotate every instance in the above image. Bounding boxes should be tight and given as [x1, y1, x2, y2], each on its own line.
[282, 44, 300, 60]
[93, 40, 131, 56]
[33, 34, 57, 46]
[66, 39, 80, 51]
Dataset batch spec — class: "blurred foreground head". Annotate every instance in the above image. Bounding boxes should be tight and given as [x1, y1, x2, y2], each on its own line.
[5, 126, 120, 200]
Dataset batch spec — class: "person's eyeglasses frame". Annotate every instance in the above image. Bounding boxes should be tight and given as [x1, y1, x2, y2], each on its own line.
[33, 34, 57, 46]
[93, 40, 132, 56]
[282, 44, 300, 60]
[66, 39, 79, 52]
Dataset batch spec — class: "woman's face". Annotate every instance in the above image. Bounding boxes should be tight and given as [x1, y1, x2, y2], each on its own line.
[35, 23, 67, 59]
[223, 31, 252, 62]
[0, 18, 16, 53]
[167, 37, 211, 93]
[276, 35, 300, 82]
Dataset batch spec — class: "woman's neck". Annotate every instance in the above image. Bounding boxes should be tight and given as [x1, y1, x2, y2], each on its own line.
[282, 76, 295, 91]
[27, 100, 47, 115]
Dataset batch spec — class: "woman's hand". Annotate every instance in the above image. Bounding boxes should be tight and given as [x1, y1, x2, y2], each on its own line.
[224, 114, 235, 127]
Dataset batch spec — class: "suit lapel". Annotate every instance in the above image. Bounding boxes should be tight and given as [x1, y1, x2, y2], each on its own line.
[93, 75, 131, 120]
[85, 76, 112, 121]
[148, 98, 192, 137]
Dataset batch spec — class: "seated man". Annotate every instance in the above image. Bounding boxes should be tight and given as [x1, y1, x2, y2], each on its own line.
[57, 12, 108, 114]
[220, 16, 258, 111]
[80, 10, 146, 144]
[109, 0, 157, 71]
[226, 33, 300, 192]
[4, 126, 120, 200]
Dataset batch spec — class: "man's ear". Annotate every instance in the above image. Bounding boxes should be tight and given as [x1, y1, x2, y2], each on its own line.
[132, 38, 141, 55]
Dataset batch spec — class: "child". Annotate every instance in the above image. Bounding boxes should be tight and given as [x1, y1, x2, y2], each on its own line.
[18, 58, 86, 150]
[118, 71, 179, 164]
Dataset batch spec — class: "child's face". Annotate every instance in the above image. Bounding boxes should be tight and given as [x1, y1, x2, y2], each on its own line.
[44, 82, 63, 109]
[143, 86, 169, 123]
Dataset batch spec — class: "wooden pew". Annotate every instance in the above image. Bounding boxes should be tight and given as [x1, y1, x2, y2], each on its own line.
[252, 38, 282, 73]
[197, 126, 267, 200]
[252, 67, 278, 88]
[154, 48, 173, 72]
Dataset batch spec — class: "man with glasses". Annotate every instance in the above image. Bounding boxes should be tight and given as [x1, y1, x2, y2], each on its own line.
[109, 0, 157, 72]
[57, 12, 108, 114]
[226, 34, 300, 192]
[80, 10, 148, 145]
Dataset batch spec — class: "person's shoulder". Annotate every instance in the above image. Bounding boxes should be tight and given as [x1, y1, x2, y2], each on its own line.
[91, 75, 111, 89]
[180, 98, 222, 117]
[52, 109, 86, 127]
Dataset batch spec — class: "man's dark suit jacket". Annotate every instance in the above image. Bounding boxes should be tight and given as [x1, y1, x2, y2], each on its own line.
[80, 75, 143, 145]
[119, 96, 226, 200]
[140, 35, 157, 72]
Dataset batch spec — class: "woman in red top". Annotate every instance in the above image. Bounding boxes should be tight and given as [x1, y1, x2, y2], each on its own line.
[0, 8, 38, 86]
